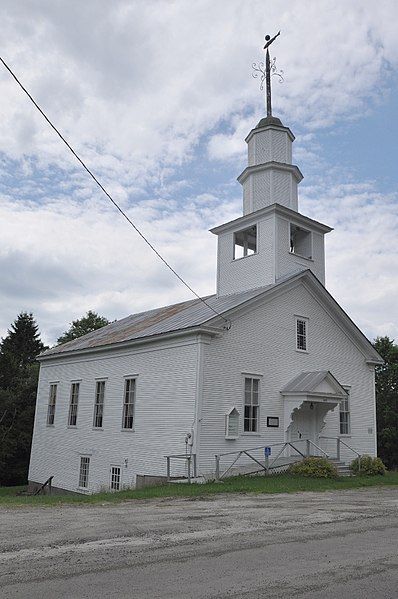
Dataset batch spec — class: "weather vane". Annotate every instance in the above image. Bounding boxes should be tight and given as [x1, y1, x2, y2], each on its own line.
[252, 31, 284, 117]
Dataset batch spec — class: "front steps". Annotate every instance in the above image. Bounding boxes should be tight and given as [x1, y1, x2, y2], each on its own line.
[327, 458, 352, 477]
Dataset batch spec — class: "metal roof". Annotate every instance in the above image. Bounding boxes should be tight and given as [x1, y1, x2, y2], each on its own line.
[41, 283, 276, 358]
[281, 371, 347, 395]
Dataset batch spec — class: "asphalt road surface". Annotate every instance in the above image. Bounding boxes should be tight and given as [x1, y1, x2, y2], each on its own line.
[0, 487, 397, 598]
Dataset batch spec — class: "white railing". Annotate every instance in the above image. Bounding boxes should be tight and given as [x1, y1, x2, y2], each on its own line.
[214, 441, 307, 480]
[319, 436, 361, 469]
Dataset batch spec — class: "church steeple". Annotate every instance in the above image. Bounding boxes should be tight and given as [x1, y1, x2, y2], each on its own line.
[239, 33, 303, 214]
[210, 34, 332, 297]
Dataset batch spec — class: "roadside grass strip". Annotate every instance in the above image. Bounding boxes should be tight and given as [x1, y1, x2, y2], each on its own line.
[0, 473, 397, 507]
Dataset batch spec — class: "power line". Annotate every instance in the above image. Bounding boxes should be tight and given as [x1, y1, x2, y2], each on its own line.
[0, 56, 231, 329]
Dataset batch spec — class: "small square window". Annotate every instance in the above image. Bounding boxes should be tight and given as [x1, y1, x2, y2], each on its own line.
[267, 417, 279, 428]
[234, 225, 257, 259]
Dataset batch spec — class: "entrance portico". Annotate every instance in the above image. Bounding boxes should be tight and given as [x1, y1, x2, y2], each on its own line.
[281, 371, 348, 448]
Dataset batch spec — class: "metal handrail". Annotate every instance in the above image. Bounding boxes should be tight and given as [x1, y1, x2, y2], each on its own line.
[307, 439, 329, 458]
[215, 441, 293, 459]
[215, 441, 305, 480]
[165, 453, 197, 483]
[318, 435, 361, 472]
[319, 436, 361, 458]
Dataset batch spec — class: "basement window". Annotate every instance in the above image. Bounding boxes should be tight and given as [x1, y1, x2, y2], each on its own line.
[290, 224, 312, 259]
[78, 456, 90, 488]
[110, 465, 121, 491]
[234, 225, 257, 259]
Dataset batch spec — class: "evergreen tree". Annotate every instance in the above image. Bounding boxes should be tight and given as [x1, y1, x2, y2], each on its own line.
[373, 336, 398, 469]
[0, 312, 45, 485]
[57, 310, 110, 345]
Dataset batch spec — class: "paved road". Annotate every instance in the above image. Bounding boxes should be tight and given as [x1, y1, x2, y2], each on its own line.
[0, 487, 397, 598]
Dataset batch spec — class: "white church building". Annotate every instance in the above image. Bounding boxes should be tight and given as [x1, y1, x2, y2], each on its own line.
[29, 107, 383, 493]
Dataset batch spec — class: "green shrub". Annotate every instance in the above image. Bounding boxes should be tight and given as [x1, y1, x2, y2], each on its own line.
[288, 457, 338, 479]
[350, 455, 386, 476]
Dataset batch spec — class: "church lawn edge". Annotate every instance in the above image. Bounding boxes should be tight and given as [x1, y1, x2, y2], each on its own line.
[1, 472, 397, 507]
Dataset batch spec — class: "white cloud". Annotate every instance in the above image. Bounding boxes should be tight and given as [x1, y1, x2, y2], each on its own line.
[0, 0, 397, 344]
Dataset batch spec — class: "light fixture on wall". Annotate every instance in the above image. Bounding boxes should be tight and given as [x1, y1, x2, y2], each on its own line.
[310, 402, 314, 410]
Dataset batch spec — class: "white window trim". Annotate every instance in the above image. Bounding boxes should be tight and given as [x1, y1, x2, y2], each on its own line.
[295, 316, 309, 353]
[78, 455, 91, 490]
[339, 385, 351, 436]
[289, 222, 313, 260]
[233, 225, 258, 261]
[46, 383, 58, 426]
[122, 377, 137, 431]
[68, 382, 80, 427]
[93, 380, 106, 429]
[242, 374, 261, 434]
[110, 464, 122, 491]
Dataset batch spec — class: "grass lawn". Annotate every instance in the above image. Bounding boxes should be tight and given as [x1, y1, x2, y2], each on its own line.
[0, 472, 397, 507]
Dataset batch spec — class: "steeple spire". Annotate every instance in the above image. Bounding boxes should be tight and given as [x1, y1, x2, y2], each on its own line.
[263, 31, 280, 117]
[252, 31, 283, 118]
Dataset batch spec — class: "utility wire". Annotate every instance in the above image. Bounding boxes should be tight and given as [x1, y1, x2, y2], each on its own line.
[0, 56, 231, 329]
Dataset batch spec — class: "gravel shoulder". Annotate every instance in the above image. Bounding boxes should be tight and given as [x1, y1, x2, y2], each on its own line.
[0, 487, 397, 598]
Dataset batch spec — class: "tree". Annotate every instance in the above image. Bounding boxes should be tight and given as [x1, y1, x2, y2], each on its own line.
[57, 310, 110, 345]
[0, 313, 45, 485]
[373, 336, 398, 469]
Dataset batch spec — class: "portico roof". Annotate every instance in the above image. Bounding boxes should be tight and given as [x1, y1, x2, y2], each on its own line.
[281, 371, 348, 399]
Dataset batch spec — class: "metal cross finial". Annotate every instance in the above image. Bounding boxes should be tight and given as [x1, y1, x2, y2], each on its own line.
[252, 30, 283, 117]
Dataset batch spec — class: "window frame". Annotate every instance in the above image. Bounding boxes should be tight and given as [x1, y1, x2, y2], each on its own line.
[93, 380, 106, 429]
[295, 316, 309, 353]
[122, 377, 136, 430]
[233, 224, 258, 260]
[46, 383, 58, 426]
[78, 455, 90, 489]
[243, 375, 261, 434]
[68, 381, 80, 427]
[289, 223, 313, 260]
[110, 465, 122, 491]
[339, 386, 351, 436]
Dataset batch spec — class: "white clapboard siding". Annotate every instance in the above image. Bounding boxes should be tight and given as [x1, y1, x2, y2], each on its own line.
[197, 280, 376, 475]
[29, 337, 199, 493]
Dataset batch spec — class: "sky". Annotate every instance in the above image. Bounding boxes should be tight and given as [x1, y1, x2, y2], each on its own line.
[0, 0, 397, 346]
